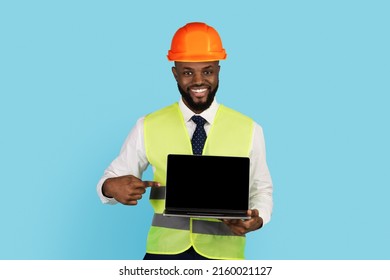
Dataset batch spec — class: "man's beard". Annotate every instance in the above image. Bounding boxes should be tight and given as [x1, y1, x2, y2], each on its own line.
[177, 83, 219, 112]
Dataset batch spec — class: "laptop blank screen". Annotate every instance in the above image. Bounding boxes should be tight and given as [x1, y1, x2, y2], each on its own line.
[165, 154, 250, 211]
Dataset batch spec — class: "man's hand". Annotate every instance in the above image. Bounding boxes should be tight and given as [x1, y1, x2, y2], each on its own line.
[102, 175, 161, 206]
[222, 209, 263, 236]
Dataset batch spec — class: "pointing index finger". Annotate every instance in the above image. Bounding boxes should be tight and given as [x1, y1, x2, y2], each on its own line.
[143, 181, 161, 188]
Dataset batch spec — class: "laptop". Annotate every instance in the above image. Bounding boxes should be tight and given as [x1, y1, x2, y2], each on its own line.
[163, 154, 250, 219]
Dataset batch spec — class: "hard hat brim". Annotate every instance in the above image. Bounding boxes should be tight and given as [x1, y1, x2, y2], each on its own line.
[167, 51, 227, 62]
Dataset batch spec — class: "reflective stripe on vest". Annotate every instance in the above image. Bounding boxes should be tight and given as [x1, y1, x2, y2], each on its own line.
[152, 213, 190, 230]
[152, 213, 244, 237]
[150, 186, 165, 199]
[144, 103, 253, 259]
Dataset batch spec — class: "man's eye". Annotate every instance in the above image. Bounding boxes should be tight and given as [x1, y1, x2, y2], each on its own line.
[183, 71, 192, 76]
[203, 71, 213, 75]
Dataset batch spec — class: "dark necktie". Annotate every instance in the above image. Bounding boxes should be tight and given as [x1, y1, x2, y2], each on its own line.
[191, 115, 207, 155]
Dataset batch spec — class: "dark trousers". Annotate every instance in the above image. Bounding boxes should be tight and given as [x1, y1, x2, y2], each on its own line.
[143, 247, 210, 260]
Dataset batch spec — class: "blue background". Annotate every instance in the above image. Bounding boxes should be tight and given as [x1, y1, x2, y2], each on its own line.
[1, 0, 389, 260]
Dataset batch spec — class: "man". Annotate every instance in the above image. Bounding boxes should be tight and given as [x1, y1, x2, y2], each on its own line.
[97, 22, 273, 260]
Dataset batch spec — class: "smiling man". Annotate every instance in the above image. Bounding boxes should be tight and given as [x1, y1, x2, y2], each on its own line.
[97, 22, 273, 260]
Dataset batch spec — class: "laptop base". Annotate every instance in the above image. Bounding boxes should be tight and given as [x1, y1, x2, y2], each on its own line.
[163, 210, 250, 220]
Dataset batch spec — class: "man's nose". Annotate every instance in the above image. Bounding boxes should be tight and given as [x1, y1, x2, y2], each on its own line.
[192, 72, 203, 85]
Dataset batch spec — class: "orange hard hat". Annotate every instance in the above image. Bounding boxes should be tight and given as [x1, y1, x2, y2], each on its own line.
[167, 22, 227, 62]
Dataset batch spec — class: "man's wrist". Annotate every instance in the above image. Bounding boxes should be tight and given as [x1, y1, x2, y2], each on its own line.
[258, 216, 264, 229]
[102, 179, 113, 198]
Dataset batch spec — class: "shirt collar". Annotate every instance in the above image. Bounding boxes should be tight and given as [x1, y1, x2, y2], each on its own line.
[179, 98, 219, 125]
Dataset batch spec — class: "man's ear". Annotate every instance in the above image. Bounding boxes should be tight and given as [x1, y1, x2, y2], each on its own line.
[171, 66, 178, 81]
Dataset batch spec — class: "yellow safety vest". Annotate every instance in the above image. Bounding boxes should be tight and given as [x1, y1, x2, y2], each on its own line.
[144, 103, 254, 259]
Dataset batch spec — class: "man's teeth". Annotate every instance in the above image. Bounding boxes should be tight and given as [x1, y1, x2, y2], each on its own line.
[192, 88, 207, 93]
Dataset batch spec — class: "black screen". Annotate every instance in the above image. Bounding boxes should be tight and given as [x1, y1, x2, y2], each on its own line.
[165, 154, 250, 211]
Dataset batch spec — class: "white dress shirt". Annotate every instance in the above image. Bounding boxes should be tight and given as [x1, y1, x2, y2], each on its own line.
[97, 98, 273, 225]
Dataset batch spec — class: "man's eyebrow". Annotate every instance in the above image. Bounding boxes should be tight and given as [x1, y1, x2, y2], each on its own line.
[182, 65, 214, 70]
